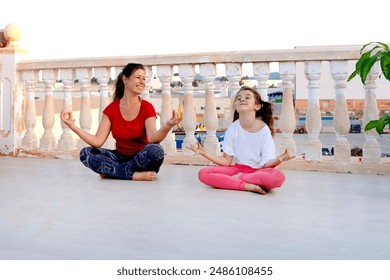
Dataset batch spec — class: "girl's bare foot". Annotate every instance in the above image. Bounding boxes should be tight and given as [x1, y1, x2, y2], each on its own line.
[132, 171, 157, 181]
[245, 183, 267, 195]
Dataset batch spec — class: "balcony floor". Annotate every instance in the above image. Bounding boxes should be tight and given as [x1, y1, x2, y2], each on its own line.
[0, 156, 389, 260]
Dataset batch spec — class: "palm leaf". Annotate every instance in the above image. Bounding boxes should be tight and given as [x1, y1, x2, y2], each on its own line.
[348, 43, 390, 83]
[365, 115, 390, 135]
[364, 120, 379, 132]
[380, 52, 390, 80]
[375, 41, 390, 52]
[347, 51, 373, 81]
[375, 117, 388, 135]
[359, 54, 380, 84]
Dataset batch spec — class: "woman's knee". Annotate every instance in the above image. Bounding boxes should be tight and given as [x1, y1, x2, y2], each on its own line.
[146, 144, 164, 160]
[79, 147, 92, 162]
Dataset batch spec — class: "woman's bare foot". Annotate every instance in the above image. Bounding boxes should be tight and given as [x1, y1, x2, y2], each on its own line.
[132, 171, 157, 181]
[245, 183, 267, 195]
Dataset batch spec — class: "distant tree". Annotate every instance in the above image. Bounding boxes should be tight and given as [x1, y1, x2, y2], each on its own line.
[239, 75, 249, 86]
[220, 76, 229, 82]
[170, 81, 184, 88]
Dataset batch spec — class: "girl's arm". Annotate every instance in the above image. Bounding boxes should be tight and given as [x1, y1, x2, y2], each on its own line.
[263, 148, 295, 168]
[60, 112, 111, 147]
[188, 142, 233, 166]
[146, 110, 182, 143]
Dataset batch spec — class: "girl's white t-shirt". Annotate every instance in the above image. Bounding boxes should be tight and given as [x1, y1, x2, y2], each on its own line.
[221, 119, 276, 168]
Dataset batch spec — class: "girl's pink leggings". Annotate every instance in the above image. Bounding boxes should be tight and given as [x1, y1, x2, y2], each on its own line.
[198, 164, 286, 191]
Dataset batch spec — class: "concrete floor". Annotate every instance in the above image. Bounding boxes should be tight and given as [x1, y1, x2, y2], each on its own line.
[0, 156, 389, 260]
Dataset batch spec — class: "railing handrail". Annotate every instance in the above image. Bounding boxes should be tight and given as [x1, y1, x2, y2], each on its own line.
[16, 46, 363, 71]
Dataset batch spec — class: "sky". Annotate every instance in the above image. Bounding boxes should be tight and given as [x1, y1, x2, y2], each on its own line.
[1, 0, 387, 60]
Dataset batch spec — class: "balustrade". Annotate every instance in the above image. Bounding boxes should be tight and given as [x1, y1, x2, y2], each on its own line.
[1, 43, 390, 174]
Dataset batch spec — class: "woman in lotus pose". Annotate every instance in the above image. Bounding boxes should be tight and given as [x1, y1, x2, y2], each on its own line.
[188, 86, 294, 194]
[61, 63, 181, 181]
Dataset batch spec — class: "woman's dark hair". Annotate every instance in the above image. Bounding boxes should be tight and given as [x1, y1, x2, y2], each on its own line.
[113, 63, 145, 101]
[233, 86, 275, 136]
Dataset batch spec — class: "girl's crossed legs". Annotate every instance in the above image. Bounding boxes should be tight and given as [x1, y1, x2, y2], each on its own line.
[198, 164, 286, 194]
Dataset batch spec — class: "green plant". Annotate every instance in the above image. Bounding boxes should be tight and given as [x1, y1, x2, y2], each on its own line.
[347, 42, 390, 135]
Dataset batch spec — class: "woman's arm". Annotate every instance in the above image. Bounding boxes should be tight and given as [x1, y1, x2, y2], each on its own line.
[188, 142, 233, 166]
[60, 112, 111, 147]
[146, 110, 182, 143]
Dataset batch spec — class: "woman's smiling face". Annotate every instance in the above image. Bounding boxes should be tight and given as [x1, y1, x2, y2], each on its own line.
[124, 68, 146, 94]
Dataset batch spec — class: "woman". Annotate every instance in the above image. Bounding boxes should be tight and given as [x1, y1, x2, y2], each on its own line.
[60, 63, 181, 181]
[188, 86, 294, 194]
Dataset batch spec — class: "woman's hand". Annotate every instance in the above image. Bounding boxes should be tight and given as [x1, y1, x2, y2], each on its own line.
[166, 110, 183, 128]
[60, 111, 76, 128]
[277, 148, 295, 162]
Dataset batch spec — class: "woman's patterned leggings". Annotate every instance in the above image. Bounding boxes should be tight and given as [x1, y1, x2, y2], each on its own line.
[79, 144, 164, 180]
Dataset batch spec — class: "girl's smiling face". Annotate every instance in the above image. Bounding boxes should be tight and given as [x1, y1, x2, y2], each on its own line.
[234, 89, 261, 112]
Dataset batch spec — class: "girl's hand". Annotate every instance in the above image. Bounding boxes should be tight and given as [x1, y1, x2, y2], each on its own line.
[60, 111, 76, 128]
[187, 142, 205, 155]
[277, 148, 295, 162]
[166, 110, 183, 127]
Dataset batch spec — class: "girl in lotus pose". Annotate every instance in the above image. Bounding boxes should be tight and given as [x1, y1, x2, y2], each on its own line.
[61, 63, 181, 181]
[188, 86, 294, 194]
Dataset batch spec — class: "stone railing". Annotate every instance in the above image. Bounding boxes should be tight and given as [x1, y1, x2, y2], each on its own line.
[1, 30, 390, 174]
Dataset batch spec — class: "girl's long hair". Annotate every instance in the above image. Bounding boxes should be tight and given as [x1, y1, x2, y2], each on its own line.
[233, 86, 275, 136]
[113, 63, 145, 101]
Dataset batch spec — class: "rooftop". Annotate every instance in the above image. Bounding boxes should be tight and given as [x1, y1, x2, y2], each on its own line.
[1, 156, 389, 260]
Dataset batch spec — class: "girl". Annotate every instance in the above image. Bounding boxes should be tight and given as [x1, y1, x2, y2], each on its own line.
[188, 86, 294, 194]
[60, 63, 181, 181]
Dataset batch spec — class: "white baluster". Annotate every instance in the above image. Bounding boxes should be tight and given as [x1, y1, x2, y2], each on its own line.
[304, 61, 322, 161]
[95, 67, 115, 150]
[225, 63, 242, 124]
[40, 70, 56, 151]
[157, 65, 176, 154]
[226, 63, 242, 97]
[200, 63, 220, 156]
[94, 67, 110, 122]
[141, 65, 152, 102]
[21, 71, 39, 150]
[179, 64, 197, 156]
[58, 69, 75, 151]
[278, 62, 297, 156]
[362, 62, 381, 163]
[330, 61, 351, 165]
[76, 68, 92, 149]
[253, 63, 269, 101]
